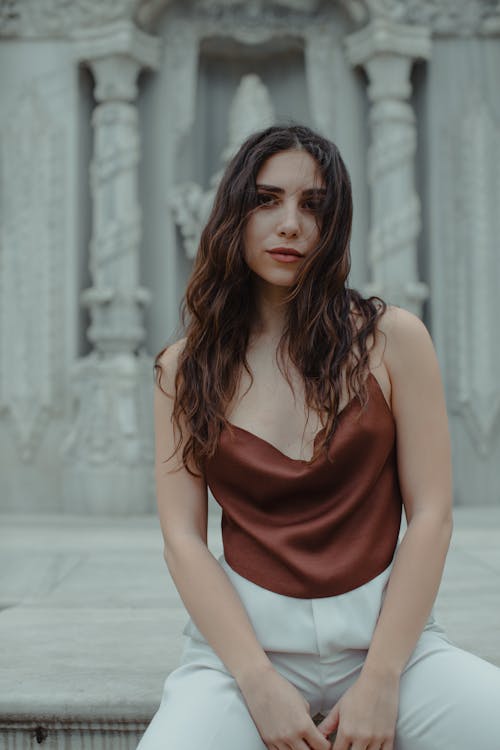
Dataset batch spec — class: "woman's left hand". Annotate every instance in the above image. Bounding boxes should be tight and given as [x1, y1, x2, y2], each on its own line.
[316, 667, 400, 750]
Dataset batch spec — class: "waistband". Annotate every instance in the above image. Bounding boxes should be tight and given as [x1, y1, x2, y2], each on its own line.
[182, 553, 417, 656]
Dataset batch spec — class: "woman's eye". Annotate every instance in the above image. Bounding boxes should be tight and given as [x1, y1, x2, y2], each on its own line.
[256, 193, 277, 206]
[303, 199, 323, 211]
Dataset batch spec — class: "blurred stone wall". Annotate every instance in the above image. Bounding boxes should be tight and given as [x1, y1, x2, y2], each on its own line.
[0, 0, 499, 512]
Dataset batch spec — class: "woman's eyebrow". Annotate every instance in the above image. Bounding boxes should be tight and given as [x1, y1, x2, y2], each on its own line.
[255, 183, 284, 192]
[302, 187, 327, 196]
[256, 183, 326, 195]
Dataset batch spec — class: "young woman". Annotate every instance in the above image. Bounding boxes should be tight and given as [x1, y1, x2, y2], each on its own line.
[138, 124, 500, 750]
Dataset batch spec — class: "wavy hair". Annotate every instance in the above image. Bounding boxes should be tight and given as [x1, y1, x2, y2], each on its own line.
[155, 124, 386, 477]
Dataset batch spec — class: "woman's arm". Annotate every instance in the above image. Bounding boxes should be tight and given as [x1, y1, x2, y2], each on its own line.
[318, 306, 453, 750]
[362, 305, 453, 676]
[155, 341, 330, 750]
[155, 342, 272, 682]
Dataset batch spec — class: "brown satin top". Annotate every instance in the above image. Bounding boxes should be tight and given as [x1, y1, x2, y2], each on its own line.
[204, 371, 403, 598]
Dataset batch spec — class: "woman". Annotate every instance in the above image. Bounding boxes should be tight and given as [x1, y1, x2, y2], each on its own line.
[138, 124, 500, 750]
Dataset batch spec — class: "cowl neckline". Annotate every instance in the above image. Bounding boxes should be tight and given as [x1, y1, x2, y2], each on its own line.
[221, 370, 388, 465]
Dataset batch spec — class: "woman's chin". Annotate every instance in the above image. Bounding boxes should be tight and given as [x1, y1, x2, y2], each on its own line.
[251, 270, 298, 289]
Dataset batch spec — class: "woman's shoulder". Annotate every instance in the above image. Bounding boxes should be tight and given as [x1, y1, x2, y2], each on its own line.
[376, 304, 431, 345]
[155, 337, 188, 393]
[157, 337, 187, 366]
[375, 304, 438, 380]
[349, 299, 430, 352]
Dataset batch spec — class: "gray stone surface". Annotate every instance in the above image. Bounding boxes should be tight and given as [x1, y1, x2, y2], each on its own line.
[0, 507, 499, 731]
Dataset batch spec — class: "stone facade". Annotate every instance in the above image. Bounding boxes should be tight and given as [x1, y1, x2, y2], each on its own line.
[0, 0, 499, 512]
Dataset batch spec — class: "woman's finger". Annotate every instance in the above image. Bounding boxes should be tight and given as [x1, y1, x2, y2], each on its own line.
[345, 741, 370, 750]
[289, 739, 320, 750]
[302, 724, 333, 750]
[365, 731, 395, 750]
[316, 703, 340, 738]
[331, 728, 352, 750]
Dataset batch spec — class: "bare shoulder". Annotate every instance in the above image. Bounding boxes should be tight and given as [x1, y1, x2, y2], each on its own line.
[154, 336, 196, 474]
[156, 337, 188, 395]
[157, 336, 188, 369]
[377, 304, 430, 342]
[376, 304, 435, 373]
[349, 298, 429, 350]
[375, 305, 447, 432]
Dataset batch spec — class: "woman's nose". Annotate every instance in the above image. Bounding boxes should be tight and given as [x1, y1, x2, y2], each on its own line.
[277, 203, 300, 237]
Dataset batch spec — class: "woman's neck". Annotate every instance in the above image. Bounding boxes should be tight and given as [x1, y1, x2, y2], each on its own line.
[250, 278, 290, 340]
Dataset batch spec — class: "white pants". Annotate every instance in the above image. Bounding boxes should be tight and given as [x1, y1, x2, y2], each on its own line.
[137, 554, 500, 749]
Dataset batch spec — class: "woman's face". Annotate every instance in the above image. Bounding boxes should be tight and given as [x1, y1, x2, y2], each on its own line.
[243, 149, 325, 288]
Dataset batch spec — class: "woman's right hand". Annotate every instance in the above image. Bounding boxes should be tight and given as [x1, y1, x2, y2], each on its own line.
[237, 663, 332, 750]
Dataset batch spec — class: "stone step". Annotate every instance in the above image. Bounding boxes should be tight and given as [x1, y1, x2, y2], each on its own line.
[0, 507, 499, 749]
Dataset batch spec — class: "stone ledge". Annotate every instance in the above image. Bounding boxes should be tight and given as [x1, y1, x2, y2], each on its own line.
[0, 607, 186, 723]
[0, 508, 499, 749]
[0, 720, 145, 750]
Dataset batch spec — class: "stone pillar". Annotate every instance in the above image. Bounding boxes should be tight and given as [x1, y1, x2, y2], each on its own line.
[61, 22, 160, 513]
[346, 18, 431, 316]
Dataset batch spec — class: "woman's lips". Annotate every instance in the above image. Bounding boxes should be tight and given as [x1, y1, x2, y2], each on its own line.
[267, 249, 303, 263]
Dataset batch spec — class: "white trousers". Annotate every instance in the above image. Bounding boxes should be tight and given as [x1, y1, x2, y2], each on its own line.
[137, 554, 500, 750]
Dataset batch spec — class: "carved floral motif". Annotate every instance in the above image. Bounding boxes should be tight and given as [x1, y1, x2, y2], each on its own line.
[171, 74, 275, 259]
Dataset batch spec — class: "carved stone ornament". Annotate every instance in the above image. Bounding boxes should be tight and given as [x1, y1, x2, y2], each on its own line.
[190, 0, 334, 42]
[195, 0, 322, 14]
[0, 0, 178, 36]
[137, 0, 365, 30]
[222, 74, 275, 161]
[0, 0, 142, 36]
[190, 0, 500, 36]
[135, 0, 174, 28]
[2, 0, 500, 37]
[60, 25, 158, 512]
[61, 351, 155, 513]
[364, 0, 500, 36]
[172, 74, 275, 259]
[346, 18, 430, 316]
[191, 0, 369, 27]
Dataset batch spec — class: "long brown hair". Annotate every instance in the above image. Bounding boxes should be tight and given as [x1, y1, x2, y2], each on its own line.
[155, 124, 386, 477]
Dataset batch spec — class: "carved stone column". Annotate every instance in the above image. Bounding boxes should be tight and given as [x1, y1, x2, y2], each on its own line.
[61, 21, 160, 513]
[346, 18, 431, 316]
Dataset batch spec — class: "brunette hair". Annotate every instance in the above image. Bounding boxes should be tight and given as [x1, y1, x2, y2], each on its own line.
[155, 124, 386, 477]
